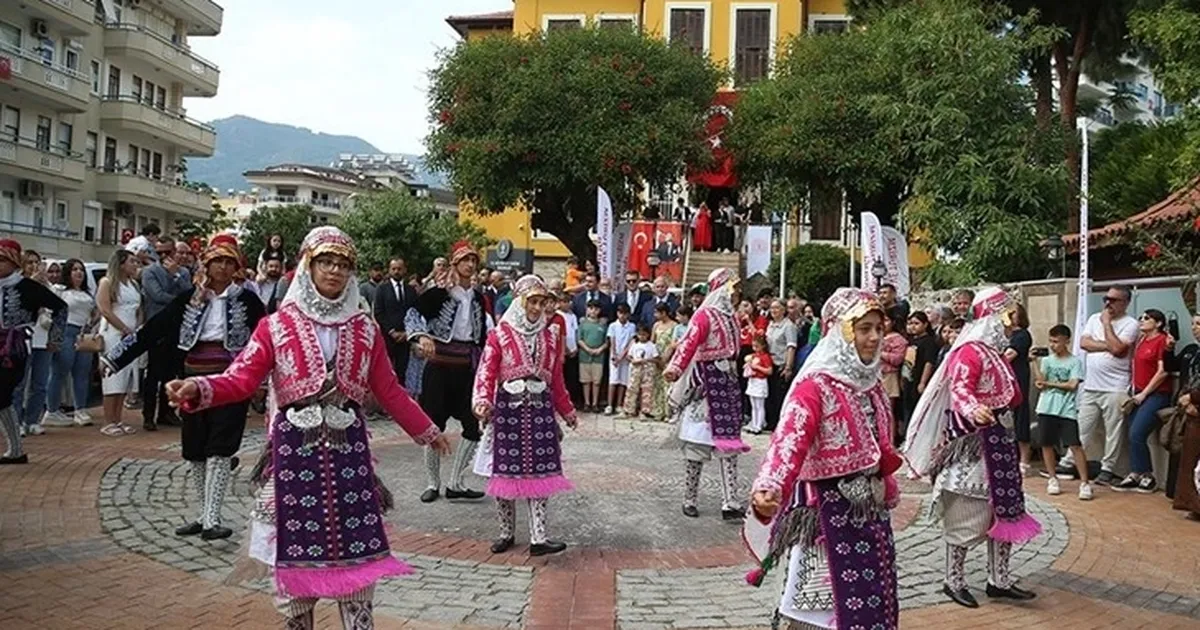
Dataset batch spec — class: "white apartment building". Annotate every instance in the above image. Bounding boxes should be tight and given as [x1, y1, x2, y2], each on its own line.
[0, 0, 221, 261]
[1071, 62, 1182, 130]
[225, 164, 383, 229]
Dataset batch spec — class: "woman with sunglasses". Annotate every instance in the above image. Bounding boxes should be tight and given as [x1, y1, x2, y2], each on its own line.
[1114, 308, 1173, 493]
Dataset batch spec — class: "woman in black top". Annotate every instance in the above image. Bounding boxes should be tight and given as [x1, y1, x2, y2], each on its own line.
[1003, 304, 1033, 473]
[904, 311, 939, 424]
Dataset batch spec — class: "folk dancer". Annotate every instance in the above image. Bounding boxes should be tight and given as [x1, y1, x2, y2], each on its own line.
[744, 288, 903, 630]
[103, 235, 266, 540]
[166, 227, 451, 629]
[407, 240, 488, 503]
[471, 275, 577, 556]
[904, 287, 1040, 609]
[663, 268, 751, 519]
[0, 239, 66, 465]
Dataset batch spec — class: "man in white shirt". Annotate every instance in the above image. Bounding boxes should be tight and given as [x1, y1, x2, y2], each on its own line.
[1060, 285, 1138, 486]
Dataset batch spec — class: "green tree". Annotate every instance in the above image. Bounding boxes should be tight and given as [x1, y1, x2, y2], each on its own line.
[729, 0, 1066, 283]
[425, 25, 726, 262]
[337, 190, 490, 276]
[1131, 0, 1200, 183]
[241, 204, 316, 265]
[768, 244, 851, 308]
[174, 203, 235, 242]
[1090, 120, 1189, 224]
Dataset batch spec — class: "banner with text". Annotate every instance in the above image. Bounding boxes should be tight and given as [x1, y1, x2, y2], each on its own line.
[859, 212, 885, 289]
[612, 223, 633, 292]
[880, 226, 911, 297]
[744, 225, 773, 278]
[597, 187, 614, 281]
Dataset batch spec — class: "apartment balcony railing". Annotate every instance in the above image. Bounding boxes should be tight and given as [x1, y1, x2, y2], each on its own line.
[0, 135, 87, 190]
[0, 218, 79, 239]
[103, 23, 220, 96]
[99, 95, 217, 156]
[94, 166, 213, 219]
[0, 42, 91, 112]
[160, 0, 224, 36]
[30, 0, 95, 35]
[255, 195, 346, 211]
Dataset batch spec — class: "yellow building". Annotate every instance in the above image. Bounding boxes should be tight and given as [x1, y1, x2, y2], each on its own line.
[445, 1, 860, 267]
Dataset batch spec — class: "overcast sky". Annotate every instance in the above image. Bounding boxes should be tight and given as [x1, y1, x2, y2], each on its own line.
[187, 0, 510, 154]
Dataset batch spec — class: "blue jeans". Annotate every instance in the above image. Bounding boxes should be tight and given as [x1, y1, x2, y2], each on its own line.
[16, 349, 53, 427]
[48, 324, 93, 413]
[1129, 391, 1170, 474]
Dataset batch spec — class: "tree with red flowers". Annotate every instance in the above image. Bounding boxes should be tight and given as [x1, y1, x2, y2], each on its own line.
[1132, 191, 1200, 283]
[426, 26, 725, 261]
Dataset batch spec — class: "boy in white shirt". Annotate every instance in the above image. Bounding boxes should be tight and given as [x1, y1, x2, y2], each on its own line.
[606, 304, 636, 414]
[622, 326, 660, 419]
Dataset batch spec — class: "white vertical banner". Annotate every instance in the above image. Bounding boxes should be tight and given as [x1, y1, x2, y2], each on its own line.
[859, 212, 885, 289]
[880, 226, 911, 297]
[611, 222, 633, 290]
[1074, 121, 1091, 356]
[596, 187, 614, 281]
[744, 225, 773, 278]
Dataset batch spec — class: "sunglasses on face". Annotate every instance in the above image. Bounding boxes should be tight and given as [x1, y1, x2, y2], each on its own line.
[1103, 296, 1126, 304]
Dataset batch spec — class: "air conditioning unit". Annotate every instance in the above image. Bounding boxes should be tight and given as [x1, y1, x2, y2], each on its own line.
[116, 202, 133, 217]
[32, 20, 48, 39]
[19, 180, 45, 199]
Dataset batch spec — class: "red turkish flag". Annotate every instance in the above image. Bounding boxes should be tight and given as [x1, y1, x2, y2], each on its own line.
[0, 57, 11, 81]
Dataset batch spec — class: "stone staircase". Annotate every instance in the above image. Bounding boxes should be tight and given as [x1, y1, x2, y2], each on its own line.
[684, 250, 743, 289]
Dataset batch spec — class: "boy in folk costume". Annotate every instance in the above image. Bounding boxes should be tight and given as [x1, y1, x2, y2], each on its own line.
[0, 239, 66, 465]
[166, 227, 451, 629]
[472, 275, 578, 556]
[744, 289, 903, 630]
[407, 240, 488, 503]
[663, 268, 751, 520]
[904, 287, 1040, 609]
[103, 235, 266, 540]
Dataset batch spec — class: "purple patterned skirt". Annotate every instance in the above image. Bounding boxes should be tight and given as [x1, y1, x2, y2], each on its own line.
[271, 406, 410, 598]
[486, 386, 574, 499]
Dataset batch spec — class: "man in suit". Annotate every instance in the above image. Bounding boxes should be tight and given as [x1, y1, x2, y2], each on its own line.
[614, 270, 650, 317]
[655, 232, 681, 264]
[373, 257, 416, 383]
[571, 271, 612, 320]
[639, 275, 680, 329]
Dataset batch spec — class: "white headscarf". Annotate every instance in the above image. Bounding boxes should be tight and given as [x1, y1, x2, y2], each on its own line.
[903, 287, 1015, 476]
[499, 274, 549, 338]
[700, 267, 738, 316]
[792, 287, 885, 393]
[281, 226, 362, 326]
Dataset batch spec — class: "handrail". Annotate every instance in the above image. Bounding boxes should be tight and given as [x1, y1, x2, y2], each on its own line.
[95, 165, 212, 195]
[0, 134, 85, 160]
[0, 218, 78, 238]
[102, 23, 220, 72]
[0, 42, 90, 82]
[99, 94, 216, 131]
[256, 194, 343, 209]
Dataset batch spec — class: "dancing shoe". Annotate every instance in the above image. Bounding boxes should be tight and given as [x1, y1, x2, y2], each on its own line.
[722, 507, 746, 521]
[529, 541, 567, 557]
[0, 454, 29, 465]
[201, 526, 234, 541]
[419, 488, 440, 503]
[986, 583, 1037, 600]
[943, 584, 979, 608]
[445, 487, 485, 500]
[230, 456, 240, 471]
[490, 537, 515, 554]
[681, 505, 700, 518]
[175, 522, 203, 536]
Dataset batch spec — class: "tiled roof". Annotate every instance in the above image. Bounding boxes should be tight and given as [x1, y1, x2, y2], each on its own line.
[1063, 179, 1200, 252]
[446, 10, 514, 37]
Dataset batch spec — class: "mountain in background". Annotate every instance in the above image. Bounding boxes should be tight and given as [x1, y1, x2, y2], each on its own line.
[188, 115, 449, 194]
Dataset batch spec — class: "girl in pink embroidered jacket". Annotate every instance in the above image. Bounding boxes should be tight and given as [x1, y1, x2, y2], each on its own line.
[471, 274, 577, 557]
[167, 226, 451, 630]
[745, 288, 903, 630]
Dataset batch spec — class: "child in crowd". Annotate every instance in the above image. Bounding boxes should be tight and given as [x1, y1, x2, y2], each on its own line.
[624, 326, 660, 419]
[743, 335, 772, 434]
[935, 317, 966, 368]
[577, 301, 609, 412]
[1035, 324, 1093, 500]
[606, 304, 636, 414]
[674, 305, 693, 342]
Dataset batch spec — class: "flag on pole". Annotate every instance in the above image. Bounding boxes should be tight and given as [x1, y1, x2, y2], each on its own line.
[597, 187, 614, 281]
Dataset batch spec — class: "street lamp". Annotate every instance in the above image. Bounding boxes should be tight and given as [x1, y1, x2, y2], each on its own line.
[870, 258, 887, 290]
[1041, 234, 1065, 278]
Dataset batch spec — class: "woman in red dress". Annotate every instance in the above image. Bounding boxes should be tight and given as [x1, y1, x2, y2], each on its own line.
[693, 203, 714, 252]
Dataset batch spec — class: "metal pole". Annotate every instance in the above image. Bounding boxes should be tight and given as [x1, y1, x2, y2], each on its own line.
[779, 214, 788, 297]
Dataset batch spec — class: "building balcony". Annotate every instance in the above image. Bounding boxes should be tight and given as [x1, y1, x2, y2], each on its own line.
[99, 95, 217, 156]
[93, 167, 214, 219]
[103, 24, 220, 97]
[25, 0, 96, 36]
[0, 137, 87, 190]
[0, 43, 91, 113]
[254, 194, 347, 213]
[160, 0, 224, 36]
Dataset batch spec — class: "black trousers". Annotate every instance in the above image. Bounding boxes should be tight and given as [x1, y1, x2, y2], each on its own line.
[142, 343, 177, 424]
[0, 354, 26, 409]
[765, 366, 786, 432]
[181, 401, 249, 461]
[564, 353, 582, 404]
[385, 339, 410, 387]
[420, 362, 481, 441]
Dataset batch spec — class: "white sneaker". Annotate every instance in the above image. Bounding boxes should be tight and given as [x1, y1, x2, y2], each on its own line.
[604, 406, 614, 415]
[1019, 462, 1032, 477]
[73, 411, 93, 427]
[18, 425, 25, 437]
[1046, 477, 1061, 496]
[1078, 482, 1094, 501]
[42, 412, 74, 427]
[26, 423, 45, 436]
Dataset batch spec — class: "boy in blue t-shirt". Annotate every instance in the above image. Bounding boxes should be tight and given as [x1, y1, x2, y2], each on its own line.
[1034, 324, 1092, 501]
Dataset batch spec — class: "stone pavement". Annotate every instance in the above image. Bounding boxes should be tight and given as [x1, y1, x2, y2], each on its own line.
[1, 410, 1199, 629]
